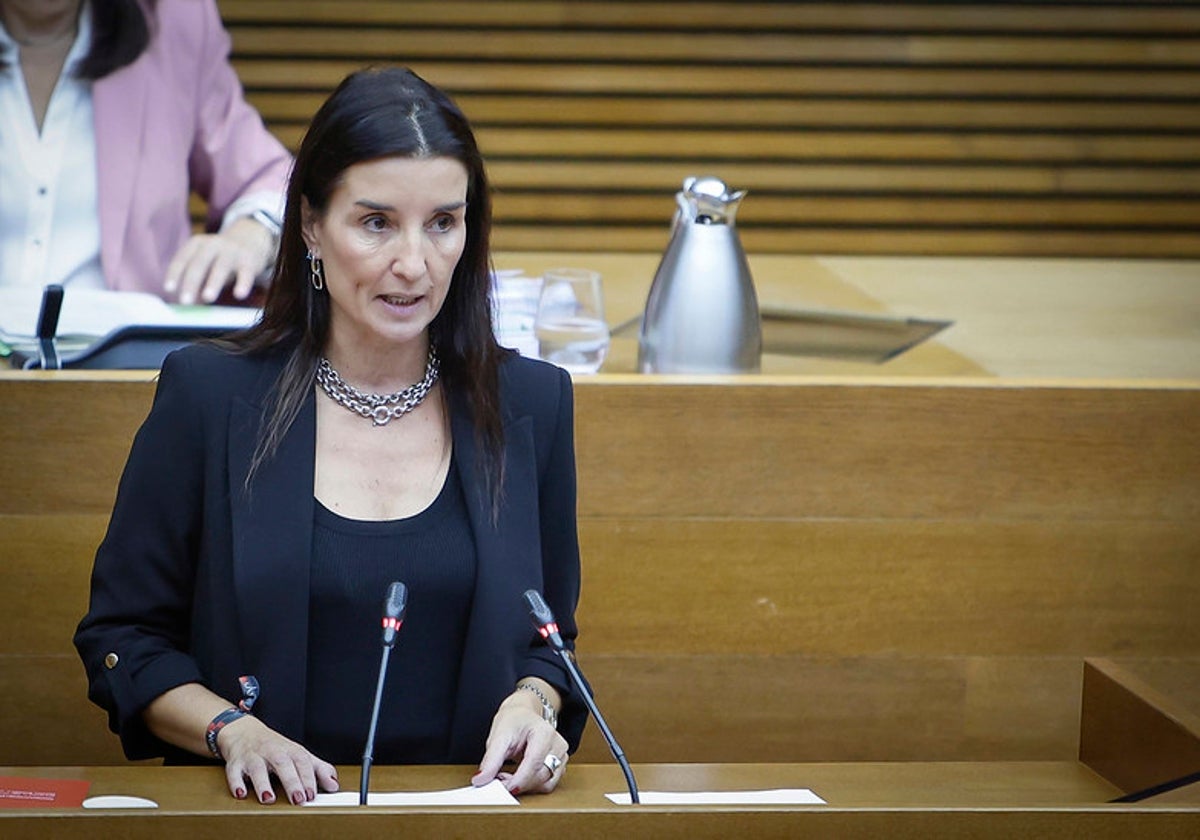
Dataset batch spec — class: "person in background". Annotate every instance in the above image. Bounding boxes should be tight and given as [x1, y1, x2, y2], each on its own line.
[0, 0, 291, 303]
[74, 66, 585, 805]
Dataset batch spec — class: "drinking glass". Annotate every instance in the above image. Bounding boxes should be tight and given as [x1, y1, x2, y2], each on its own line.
[534, 268, 609, 374]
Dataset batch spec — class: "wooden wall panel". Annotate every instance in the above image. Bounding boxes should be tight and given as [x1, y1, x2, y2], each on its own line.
[575, 519, 1200, 657]
[0, 375, 155, 515]
[9, 376, 1198, 521]
[217, 0, 1200, 257]
[0, 514, 127, 765]
[0, 515, 108, 655]
[0, 657, 129, 766]
[572, 380, 1200, 521]
[1, 373, 1196, 766]
[572, 653, 1084, 764]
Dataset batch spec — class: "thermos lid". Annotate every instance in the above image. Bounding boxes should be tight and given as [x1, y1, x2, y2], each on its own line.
[679, 175, 746, 225]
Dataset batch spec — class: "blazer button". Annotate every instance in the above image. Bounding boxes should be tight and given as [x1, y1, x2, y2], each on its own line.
[104, 653, 120, 670]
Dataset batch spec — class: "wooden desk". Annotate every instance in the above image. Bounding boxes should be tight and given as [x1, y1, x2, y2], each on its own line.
[495, 251, 988, 376]
[493, 251, 1200, 379]
[2, 762, 1196, 839]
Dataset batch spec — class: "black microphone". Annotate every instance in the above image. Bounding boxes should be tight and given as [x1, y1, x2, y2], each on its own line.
[360, 581, 407, 805]
[36, 284, 64, 370]
[523, 589, 640, 804]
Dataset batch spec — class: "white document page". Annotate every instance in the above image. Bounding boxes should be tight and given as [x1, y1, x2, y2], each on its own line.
[305, 780, 519, 807]
[606, 788, 826, 805]
[0, 286, 258, 342]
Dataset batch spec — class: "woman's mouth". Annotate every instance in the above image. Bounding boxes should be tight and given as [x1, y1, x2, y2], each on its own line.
[380, 293, 420, 308]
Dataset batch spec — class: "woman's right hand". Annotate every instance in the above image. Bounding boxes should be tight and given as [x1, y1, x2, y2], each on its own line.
[216, 714, 339, 804]
[143, 683, 339, 805]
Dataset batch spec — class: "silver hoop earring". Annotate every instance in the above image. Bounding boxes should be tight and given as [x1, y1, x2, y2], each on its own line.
[307, 251, 325, 291]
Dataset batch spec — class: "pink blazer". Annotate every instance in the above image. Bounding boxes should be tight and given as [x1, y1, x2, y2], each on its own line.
[92, 0, 292, 294]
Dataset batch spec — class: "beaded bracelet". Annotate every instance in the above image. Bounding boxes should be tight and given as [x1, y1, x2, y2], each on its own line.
[516, 681, 559, 729]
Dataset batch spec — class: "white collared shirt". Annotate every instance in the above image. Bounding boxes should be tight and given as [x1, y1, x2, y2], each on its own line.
[0, 5, 106, 290]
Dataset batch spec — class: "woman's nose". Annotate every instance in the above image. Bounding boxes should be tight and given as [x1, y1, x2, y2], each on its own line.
[389, 230, 426, 279]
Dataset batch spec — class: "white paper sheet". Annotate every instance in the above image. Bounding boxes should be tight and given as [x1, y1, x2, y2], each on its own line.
[0, 286, 259, 342]
[82, 795, 159, 809]
[304, 779, 519, 807]
[606, 788, 826, 805]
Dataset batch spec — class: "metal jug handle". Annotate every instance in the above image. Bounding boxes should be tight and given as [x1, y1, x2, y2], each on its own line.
[669, 190, 692, 234]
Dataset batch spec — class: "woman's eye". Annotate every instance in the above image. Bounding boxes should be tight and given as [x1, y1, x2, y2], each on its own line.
[363, 215, 388, 232]
[430, 214, 456, 233]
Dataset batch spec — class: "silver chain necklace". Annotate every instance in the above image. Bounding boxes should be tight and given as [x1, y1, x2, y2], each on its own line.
[315, 348, 440, 427]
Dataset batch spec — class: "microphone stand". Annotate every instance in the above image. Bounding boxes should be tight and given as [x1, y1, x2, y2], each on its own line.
[523, 589, 639, 804]
[360, 645, 393, 805]
[555, 647, 640, 804]
[361, 581, 407, 806]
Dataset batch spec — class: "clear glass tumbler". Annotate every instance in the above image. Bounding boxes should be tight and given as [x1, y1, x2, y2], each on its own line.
[533, 268, 610, 374]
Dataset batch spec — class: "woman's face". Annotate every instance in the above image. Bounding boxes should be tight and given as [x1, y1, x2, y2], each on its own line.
[303, 155, 469, 359]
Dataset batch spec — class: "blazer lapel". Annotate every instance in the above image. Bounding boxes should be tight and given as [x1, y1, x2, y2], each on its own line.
[228, 391, 316, 740]
[92, 66, 147, 289]
[446, 401, 542, 760]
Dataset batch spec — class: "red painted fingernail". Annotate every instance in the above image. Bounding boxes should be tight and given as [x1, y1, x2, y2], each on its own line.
[511, 786, 521, 795]
[262, 791, 274, 803]
[235, 788, 246, 799]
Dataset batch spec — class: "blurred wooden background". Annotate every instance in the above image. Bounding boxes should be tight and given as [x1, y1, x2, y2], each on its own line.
[215, 0, 1200, 257]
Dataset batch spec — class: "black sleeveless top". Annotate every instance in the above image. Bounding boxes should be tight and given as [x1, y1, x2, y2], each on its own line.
[304, 460, 476, 764]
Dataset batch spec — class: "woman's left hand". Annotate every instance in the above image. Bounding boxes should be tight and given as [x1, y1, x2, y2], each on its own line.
[471, 688, 569, 795]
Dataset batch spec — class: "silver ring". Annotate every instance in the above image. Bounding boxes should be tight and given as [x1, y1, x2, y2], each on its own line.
[542, 753, 563, 775]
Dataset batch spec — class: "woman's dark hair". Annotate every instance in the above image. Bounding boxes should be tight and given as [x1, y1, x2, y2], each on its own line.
[0, 0, 151, 79]
[222, 66, 507, 505]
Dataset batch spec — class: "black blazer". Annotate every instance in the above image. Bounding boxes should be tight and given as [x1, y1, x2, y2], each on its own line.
[74, 343, 585, 763]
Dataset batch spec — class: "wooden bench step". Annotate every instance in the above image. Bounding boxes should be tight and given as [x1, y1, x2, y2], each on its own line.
[246, 90, 1200, 131]
[492, 194, 1200, 228]
[492, 226, 1200, 257]
[227, 27, 1200, 67]
[485, 160, 1200, 194]
[232, 59, 1200, 99]
[217, 0, 1200, 258]
[257, 125, 1200, 165]
[220, 1, 1200, 33]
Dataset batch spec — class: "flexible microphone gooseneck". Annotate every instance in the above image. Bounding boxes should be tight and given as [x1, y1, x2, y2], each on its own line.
[522, 589, 640, 804]
[360, 581, 408, 805]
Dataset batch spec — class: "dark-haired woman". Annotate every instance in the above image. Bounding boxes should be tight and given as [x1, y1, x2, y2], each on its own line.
[0, 0, 290, 303]
[74, 66, 584, 805]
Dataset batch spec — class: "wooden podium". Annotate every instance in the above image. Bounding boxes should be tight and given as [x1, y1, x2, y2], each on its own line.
[1, 762, 1197, 838]
[1, 291, 1198, 836]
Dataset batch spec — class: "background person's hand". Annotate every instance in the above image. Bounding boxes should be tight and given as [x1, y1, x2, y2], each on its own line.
[217, 714, 339, 805]
[163, 216, 275, 304]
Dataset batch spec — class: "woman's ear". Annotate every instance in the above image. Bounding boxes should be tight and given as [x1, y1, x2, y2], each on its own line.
[300, 196, 319, 255]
